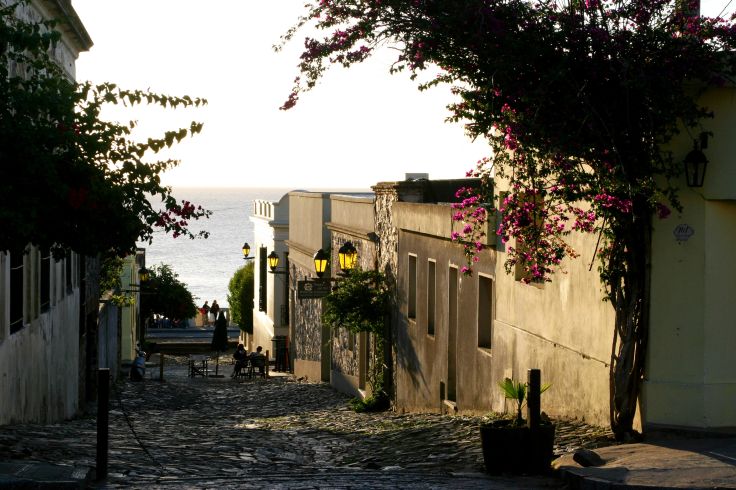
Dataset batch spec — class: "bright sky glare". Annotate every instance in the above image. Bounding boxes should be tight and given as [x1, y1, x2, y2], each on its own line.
[72, 1, 734, 189]
[72, 0, 490, 189]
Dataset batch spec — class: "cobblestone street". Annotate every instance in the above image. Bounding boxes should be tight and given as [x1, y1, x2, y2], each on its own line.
[0, 357, 615, 488]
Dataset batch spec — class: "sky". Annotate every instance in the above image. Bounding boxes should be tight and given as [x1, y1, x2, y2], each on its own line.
[72, 1, 734, 190]
[71, 0, 490, 190]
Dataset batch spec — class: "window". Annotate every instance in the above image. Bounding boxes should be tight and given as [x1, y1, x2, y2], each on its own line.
[478, 275, 494, 349]
[10, 249, 24, 334]
[40, 247, 50, 313]
[408, 254, 417, 320]
[258, 246, 267, 312]
[427, 259, 436, 336]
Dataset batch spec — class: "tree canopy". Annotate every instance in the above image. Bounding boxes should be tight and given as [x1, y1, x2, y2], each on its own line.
[282, 0, 736, 438]
[140, 264, 197, 323]
[0, 0, 210, 258]
[227, 262, 254, 333]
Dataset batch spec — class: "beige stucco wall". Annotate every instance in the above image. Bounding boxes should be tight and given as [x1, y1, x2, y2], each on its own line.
[394, 201, 614, 426]
[645, 86, 736, 432]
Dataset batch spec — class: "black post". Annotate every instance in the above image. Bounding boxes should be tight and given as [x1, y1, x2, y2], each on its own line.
[527, 368, 541, 430]
[96, 368, 109, 481]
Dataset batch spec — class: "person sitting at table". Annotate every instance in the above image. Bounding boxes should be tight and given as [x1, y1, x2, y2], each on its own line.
[231, 344, 248, 378]
[249, 345, 266, 376]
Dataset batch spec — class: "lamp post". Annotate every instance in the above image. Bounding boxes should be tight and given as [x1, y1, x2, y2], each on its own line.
[684, 138, 708, 188]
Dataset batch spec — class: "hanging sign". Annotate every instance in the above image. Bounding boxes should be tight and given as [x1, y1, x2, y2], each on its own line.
[297, 280, 332, 299]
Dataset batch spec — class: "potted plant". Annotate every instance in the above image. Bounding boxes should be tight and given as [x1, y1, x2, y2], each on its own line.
[480, 377, 555, 474]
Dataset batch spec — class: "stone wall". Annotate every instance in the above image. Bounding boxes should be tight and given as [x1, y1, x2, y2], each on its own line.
[290, 263, 322, 363]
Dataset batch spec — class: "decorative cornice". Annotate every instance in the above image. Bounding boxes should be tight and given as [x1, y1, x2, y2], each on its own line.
[325, 222, 377, 242]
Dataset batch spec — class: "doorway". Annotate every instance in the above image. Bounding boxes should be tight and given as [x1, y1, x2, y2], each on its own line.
[447, 266, 458, 402]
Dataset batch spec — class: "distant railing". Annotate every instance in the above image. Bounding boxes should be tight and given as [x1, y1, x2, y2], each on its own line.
[153, 307, 234, 328]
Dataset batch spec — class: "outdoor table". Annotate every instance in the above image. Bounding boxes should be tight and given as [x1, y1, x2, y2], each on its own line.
[188, 354, 209, 378]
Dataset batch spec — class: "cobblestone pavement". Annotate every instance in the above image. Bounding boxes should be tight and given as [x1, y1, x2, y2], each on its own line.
[0, 357, 616, 488]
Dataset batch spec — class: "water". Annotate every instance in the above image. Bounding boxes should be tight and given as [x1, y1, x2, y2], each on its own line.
[140, 187, 290, 309]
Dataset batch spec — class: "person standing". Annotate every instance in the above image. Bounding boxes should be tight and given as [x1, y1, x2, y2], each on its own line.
[209, 300, 220, 326]
[200, 301, 210, 327]
[211, 311, 229, 376]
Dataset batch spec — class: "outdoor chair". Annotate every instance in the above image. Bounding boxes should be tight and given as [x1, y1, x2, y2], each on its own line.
[248, 356, 267, 379]
[233, 358, 251, 379]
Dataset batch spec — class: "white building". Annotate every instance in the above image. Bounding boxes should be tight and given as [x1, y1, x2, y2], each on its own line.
[0, 0, 92, 425]
[248, 194, 290, 357]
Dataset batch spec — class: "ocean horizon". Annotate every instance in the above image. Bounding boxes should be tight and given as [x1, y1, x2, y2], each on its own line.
[139, 187, 371, 309]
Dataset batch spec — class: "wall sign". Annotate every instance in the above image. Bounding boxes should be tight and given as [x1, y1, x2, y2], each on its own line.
[673, 224, 695, 242]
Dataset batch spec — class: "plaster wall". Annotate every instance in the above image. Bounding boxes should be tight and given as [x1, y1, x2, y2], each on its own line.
[329, 194, 375, 234]
[698, 88, 736, 201]
[644, 86, 736, 431]
[0, 291, 80, 424]
[287, 192, 332, 253]
[646, 196, 736, 429]
[394, 201, 613, 426]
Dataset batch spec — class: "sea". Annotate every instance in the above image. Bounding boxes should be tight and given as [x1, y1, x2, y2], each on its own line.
[139, 187, 291, 309]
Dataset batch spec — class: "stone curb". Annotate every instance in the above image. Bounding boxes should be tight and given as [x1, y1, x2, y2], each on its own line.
[0, 462, 91, 489]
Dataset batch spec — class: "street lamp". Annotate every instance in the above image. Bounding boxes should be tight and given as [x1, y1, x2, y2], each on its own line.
[313, 249, 328, 278]
[242, 242, 254, 260]
[338, 241, 358, 273]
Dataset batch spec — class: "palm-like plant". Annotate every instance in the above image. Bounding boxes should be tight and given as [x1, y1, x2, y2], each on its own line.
[499, 378, 550, 426]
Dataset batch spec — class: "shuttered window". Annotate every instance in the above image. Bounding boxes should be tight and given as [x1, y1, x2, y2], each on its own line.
[258, 247, 267, 312]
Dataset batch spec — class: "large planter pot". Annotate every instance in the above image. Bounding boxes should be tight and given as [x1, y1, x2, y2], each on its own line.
[480, 420, 556, 474]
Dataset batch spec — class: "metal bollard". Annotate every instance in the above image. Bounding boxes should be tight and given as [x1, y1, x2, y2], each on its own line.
[527, 368, 541, 430]
[159, 353, 164, 382]
[96, 368, 109, 481]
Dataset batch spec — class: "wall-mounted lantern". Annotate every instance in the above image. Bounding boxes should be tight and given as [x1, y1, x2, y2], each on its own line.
[242, 242, 254, 260]
[338, 241, 358, 273]
[268, 250, 287, 274]
[313, 249, 329, 278]
[684, 134, 709, 188]
[138, 267, 150, 283]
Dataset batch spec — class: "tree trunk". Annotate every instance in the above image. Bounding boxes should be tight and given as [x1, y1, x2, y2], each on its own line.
[607, 205, 651, 440]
